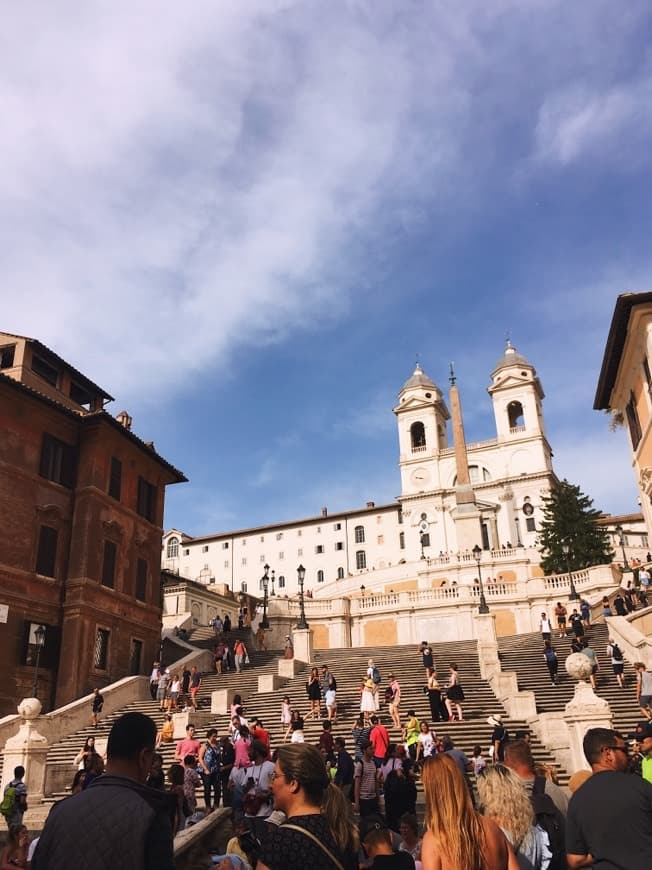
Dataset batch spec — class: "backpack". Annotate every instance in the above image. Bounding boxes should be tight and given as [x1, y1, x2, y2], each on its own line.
[611, 643, 623, 661]
[530, 777, 566, 870]
[372, 667, 381, 685]
[0, 785, 16, 819]
[384, 686, 395, 703]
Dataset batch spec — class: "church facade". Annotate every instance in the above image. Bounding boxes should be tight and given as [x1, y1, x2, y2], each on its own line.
[163, 342, 558, 597]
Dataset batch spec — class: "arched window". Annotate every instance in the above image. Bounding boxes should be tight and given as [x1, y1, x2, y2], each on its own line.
[278, 575, 285, 588]
[317, 570, 324, 583]
[410, 421, 426, 449]
[337, 567, 344, 579]
[167, 537, 179, 558]
[507, 401, 524, 429]
[240, 581, 247, 593]
[354, 525, 365, 544]
[356, 550, 366, 570]
[454, 465, 492, 485]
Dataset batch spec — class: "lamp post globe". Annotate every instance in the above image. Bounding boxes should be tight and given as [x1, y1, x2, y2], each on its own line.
[472, 544, 490, 614]
[297, 564, 309, 630]
[32, 623, 46, 698]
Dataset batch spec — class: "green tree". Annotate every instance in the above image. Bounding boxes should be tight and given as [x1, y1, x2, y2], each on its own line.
[538, 479, 613, 574]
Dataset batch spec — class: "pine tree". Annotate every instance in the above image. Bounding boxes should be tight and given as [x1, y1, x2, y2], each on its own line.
[538, 479, 613, 574]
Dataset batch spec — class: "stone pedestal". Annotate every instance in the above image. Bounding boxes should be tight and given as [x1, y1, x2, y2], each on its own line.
[278, 659, 298, 678]
[563, 653, 613, 772]
[475, 613, 501, 680]
[1, 699, 49, 805]
[258, 673, 283, 693]
[173, 710, 212, 737]
[211, 688, 237, 716]
[292, 628, 313, 664]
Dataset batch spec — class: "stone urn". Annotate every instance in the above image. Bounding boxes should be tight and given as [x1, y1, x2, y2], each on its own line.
[565, 652, 593, 683]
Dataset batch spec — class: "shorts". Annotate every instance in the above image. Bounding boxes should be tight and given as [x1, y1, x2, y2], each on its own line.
[156, 687, 167, 701]
[612, 663, 624, 675]
[591, 665, 598, 675]
[640, 695, 652, 708]
[557, 617, 566, 626]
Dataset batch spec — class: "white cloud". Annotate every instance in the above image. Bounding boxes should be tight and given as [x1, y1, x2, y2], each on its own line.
[534, 78, 652, 166]
[1, 0, 650, 407]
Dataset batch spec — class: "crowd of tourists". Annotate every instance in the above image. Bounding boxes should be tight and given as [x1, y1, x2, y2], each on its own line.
[11, 707, 652, 870]
[6, 622, 652, 869]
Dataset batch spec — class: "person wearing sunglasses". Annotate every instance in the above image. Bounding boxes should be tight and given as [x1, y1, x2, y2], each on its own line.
[565, 728, 652, 869]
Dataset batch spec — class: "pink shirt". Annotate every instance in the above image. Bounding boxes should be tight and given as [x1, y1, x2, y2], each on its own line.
[176, 737, 201, 760]
[234, 738, 253, 769]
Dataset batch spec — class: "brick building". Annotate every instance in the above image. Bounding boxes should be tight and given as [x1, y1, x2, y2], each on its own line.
[0, 332, 185, 713]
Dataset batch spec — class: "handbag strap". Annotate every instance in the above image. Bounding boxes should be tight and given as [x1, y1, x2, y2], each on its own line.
[282, 823, 345, 870]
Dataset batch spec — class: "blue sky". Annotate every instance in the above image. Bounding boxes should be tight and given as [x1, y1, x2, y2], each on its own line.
[3, 1, 651, 534]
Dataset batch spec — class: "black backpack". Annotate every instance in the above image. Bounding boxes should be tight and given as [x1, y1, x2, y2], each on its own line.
[530, 777, 566, 870]
[611, 643, 623, 661]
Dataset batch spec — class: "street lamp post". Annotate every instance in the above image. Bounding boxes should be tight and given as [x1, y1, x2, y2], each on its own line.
[261, 564, 270, 629]
[615, 524, 630, 573]
[297, 564, 309, 630]
[514, 514, 523, 547]
[562, 542, 579, 601]
[32, 623, 46, 698]
[420, 533, 426, 560]
[472, 545, 490, 614]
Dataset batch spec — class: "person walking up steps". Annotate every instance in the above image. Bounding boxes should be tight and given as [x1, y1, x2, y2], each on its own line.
[554, 602, 567, 637]
[543, 639, 559, 686]
[606, 638, 625, 689]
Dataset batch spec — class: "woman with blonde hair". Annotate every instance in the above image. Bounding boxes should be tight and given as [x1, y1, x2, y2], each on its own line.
[256, 743, 359, 869]
[476, 764, 551, 869]
[421, 754, 517, 870]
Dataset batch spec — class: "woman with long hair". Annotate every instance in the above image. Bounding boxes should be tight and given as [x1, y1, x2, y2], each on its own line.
[444, 663, 465, 722]
[476, 764, 551, 869]
[73, 735, 98, 770]
[256, 743, 358, 870]
[305, 667, 322, 720]
[421, 754, 517, 870]
[0, 824, 28, 869]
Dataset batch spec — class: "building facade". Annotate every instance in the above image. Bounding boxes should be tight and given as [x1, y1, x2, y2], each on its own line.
[0, 332, 185, 713]
[163, 342, 558, 598]
[595, 292, 652, 540]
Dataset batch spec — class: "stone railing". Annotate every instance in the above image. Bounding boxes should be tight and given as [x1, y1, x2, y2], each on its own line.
[602, 608, 652, 668]
[542, 570, 590, 591]
[174, 807, 232, 870]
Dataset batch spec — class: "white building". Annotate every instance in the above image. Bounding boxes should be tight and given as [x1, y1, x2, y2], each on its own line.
[163, 342, 562, 597]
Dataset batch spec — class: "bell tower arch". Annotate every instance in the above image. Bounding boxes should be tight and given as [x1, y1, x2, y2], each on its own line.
[488, 341, 547, 441]
[394, 363, 450, 496]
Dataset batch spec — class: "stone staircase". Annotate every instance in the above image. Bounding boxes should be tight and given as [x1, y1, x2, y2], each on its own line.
[498, 622, 642, 738]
